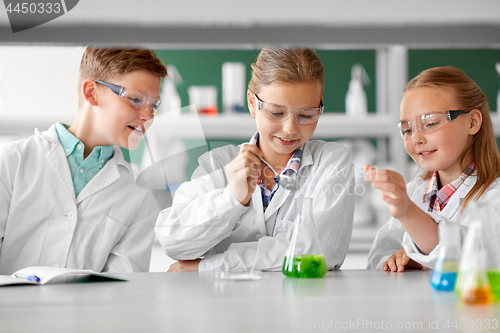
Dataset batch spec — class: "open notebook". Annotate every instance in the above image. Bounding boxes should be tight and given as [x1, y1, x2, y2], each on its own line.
[0, 266, 127, 286]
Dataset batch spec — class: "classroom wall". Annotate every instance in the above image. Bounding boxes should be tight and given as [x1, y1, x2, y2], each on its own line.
[0, 46, 85, 122]
[1, 47, 499, 179]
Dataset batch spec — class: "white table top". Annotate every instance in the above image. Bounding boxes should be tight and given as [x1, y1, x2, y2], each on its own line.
[0, 270, 498, 333]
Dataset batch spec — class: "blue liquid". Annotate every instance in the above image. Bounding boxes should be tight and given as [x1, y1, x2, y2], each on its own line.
[431, 271, 457, 291]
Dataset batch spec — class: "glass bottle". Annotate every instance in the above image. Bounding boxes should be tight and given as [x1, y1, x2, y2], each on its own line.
[282, 198, 327, 278]
[430, 222, 461, 291]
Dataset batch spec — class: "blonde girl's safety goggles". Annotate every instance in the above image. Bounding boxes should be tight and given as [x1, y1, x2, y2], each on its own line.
[398, 110, 469, 139]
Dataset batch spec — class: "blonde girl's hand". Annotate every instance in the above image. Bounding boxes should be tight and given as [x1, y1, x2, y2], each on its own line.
[364, 165, 412, 220]
[168, 259, 201, 272]
[226, 143, 263, 206]
[382, 249, 428, 272]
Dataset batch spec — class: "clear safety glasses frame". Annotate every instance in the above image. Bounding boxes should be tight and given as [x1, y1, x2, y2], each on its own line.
[398, 110, 469, 140]
[253, 92, 324, 125]
[94, 80, 162, 116]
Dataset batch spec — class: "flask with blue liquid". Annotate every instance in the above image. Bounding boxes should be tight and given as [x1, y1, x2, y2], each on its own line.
[430, 222, 461, 291]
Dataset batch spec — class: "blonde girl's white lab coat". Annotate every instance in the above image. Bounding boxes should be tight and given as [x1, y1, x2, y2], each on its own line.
[0, 125, 159, 275]
[155, 140, 355, 272]
[367, 174, 500, 269]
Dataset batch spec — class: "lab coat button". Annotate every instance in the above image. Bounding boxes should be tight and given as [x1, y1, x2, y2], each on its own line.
[67, 212, 75, 220]
[79, 169, 84, 174]
[77, 144, 82, 150]
[256, 233, 262, 240]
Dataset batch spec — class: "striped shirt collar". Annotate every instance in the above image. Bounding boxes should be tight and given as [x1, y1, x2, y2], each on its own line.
[423, 162, 476, 213]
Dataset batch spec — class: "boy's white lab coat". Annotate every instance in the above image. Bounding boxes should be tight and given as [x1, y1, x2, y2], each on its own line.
[0, 125, 159, 275]
[367, 174, 500, 269]
[155, 140, 355, 272]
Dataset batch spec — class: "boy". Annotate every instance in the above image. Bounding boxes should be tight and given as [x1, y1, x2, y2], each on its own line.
[0, 47, 168, 274]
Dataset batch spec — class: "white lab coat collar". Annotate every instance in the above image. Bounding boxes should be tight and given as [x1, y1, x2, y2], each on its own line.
[445, 173, 476, 219]
[76, 146, 130, 204]
[298, 141, 314, 171]
[35, 125, 132, 173]
[35, 125, 133, 204]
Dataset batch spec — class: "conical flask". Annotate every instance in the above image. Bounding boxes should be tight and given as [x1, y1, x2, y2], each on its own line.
[430, 222, 461, 291]
[455, 221, 493, 305]
[282, 198, 327, 278]
[457, 201, 500, 302]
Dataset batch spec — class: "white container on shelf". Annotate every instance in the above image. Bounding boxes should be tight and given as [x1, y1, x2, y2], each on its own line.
[188, 86, 218, 117]
[222, 62, 246, 114]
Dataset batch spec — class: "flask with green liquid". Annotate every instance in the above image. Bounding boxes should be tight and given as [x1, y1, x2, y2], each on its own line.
[282, 198, 327, 278]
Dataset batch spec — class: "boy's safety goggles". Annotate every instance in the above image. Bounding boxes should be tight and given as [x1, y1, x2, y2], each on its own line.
[398, 110, 469, 140]
[253, 92, 323, 125]
[94, 80, 162, 116]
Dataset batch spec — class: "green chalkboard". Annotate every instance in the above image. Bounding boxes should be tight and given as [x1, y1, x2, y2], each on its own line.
[409, 49, 500, 111]
[154, 49, 376, 113]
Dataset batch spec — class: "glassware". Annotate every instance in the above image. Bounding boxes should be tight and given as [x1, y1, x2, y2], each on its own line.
[456, 202, 500, 302]
[282, 198, 327, 278]
[430, 222, 461, 291]
[455, 221, 493, 305]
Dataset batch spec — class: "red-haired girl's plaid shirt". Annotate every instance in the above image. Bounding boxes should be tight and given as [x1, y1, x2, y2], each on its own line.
[423, 162, 476, 213]
[251, 132, 302, 211]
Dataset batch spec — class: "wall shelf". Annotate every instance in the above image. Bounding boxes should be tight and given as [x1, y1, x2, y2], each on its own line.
[153, 114, 398, 140]
[4, 112, 500, 139]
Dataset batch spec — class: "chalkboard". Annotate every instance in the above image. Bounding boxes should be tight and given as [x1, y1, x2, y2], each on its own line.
[409, 49, 500, 111]
[154, 49, 376, 114]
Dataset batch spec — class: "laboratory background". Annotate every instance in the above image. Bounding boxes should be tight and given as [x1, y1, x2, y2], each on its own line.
[0, 0, 499, 272]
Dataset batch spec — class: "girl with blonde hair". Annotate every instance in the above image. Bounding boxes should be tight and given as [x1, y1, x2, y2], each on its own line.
[366, 66, 500, 271]
[155, 47, 355, 272]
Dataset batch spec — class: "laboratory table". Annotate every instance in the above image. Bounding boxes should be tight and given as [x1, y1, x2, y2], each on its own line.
[0, 270, 498, 333]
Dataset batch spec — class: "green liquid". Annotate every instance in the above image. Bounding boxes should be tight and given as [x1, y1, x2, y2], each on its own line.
[282, 254, 327, 278]
[487, 270, 500, 302]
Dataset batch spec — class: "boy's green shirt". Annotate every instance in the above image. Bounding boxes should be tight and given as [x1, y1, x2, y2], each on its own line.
[55, 122, 114, 198]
